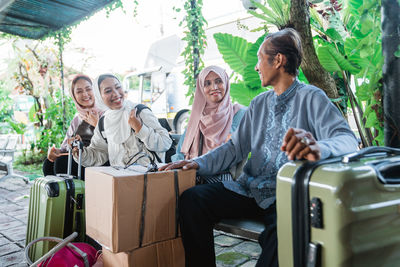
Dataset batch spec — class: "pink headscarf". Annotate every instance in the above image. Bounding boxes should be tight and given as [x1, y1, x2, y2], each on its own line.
[70, 74, 102, 120]
[181, 66, 242, 159]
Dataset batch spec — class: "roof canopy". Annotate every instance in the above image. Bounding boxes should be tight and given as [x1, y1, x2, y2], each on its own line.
[0, 0, 116, 39]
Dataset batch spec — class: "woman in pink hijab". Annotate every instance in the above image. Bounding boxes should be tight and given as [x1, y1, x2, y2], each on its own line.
[172, 65, 246, 183]
[42, 74, 104, 179]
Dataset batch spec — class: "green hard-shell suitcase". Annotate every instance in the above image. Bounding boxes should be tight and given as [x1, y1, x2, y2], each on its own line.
[25, 141, 85, 262]
[277, 147, 400, 267]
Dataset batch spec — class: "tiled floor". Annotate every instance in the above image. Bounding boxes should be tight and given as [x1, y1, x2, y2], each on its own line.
[0, 174, 30, 267]
[0, 172, 260, 267]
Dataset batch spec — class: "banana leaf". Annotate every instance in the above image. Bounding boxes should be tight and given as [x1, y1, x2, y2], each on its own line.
[213, 33, 250, 76]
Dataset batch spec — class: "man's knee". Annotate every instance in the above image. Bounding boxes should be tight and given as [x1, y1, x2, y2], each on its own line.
[179, 186, 202, 213]
[179, 184, 217, 218]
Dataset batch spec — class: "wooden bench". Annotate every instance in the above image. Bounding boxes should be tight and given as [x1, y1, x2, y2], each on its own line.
[215, 218, 264, 242]
[171, 134, 264, 241]
[0, 135, 29, 184]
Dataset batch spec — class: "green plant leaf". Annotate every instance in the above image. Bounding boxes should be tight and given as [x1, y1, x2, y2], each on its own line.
[326, 28, 344, 44]
[251, 1, 279, 21]
[230, 82, 265, 106]
[214, 33, 250, 75]
[317, 45, 361, 74]
[28, 104, 39, 122]
[394, 45, 400, 58]
[365, 111, 377, 128]
[245, 34, 265, 66]
[298, 68, 309, 84]
[243, 64, 262, 90]
[248, 10, 276, 24]
[250, 0, 289, 28]
[348, 0, 363, 14]
[243, 34, 265, 90]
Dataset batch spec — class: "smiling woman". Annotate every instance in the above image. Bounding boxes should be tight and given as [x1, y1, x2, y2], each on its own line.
[98, 74, 125, 110]
[171, 65, 247, 183]
[70, 73, 172, 168]
[42, 74, 104, 179]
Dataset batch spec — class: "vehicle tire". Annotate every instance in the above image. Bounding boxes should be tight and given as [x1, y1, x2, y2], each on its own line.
[173, 109, 190, 134]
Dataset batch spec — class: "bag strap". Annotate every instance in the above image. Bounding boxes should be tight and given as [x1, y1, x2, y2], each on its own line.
[135, 103, 151, 116]
[98, 104, 151, 144]
[174, 170, 180, 238]
[98, 115, 107, 143]
[198, 131, 204, 156]
[139, 173, 148, 247]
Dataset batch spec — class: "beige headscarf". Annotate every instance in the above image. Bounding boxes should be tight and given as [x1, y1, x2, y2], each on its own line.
[181, 66, 242, 159]
[70, 74, 102, 120]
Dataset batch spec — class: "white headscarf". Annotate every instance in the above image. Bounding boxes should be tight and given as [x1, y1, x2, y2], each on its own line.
[93, 74, 136, 144]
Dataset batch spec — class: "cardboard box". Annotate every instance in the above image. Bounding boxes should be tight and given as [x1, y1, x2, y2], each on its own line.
[102, 238, 185, 267]
[85, 167, 195, 253]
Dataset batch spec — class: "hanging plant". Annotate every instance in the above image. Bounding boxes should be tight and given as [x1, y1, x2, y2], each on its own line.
[178, 0, 207, 104]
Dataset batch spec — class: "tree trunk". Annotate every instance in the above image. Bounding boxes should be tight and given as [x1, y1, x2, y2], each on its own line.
[289, 0, 338, 99]
[382, 0, 400, 147]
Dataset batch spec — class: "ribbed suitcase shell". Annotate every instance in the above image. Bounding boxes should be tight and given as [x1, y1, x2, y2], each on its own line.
[25, 176, 85, 262]
[277, 155, 400, 267]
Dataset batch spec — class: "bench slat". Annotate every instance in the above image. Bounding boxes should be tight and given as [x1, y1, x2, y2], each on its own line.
[215, 218, 264, 241]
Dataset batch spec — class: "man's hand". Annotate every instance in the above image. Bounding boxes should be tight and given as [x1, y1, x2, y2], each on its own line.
[129, 109, 142, 133]
[281, 128, 321, 161]
[158, 160, 199, 171]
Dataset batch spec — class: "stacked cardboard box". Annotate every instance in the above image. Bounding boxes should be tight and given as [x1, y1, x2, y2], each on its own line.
[102, 238, 184, 267]
[85, 167, 195, 266]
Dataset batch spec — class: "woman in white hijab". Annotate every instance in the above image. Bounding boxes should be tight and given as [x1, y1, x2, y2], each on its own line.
[72, 74, 172, 168]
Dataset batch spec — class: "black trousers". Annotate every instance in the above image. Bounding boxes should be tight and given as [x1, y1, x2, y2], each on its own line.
[179, 182, 278, 267]
[42, 155, 85, 179]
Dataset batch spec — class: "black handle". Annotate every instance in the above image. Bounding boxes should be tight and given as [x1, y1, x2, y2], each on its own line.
[342, 146, 400, 163]
[371, 161, 400, 184]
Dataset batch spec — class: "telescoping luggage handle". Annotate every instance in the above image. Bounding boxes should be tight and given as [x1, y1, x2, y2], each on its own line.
[292, 146, 400, 267]
[65, 140, 84, 180]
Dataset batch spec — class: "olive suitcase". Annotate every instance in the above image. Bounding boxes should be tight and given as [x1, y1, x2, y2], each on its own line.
[25, 142, 85, 262]
[277, 147, 400, 267]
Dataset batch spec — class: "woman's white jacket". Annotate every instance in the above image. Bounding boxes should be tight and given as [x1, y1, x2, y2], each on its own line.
[75, 108, 172, 167]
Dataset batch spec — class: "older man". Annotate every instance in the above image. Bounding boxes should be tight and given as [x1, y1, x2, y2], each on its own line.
[160, 28, 358, 267]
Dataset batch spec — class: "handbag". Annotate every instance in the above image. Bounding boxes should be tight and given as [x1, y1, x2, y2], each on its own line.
[25, 232, 99, 267]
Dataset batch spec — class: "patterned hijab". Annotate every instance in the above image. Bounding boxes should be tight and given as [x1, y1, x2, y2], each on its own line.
[181, 65, 242, 159]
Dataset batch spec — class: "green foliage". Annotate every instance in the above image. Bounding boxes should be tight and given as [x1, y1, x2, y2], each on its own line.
[15, 147, 45, 168]
[230, 83, 265, 106]
[395, 45, 400, 58]
[216, 252, 249, 265]
[311, 0, 384, 145]
[317, 45, 360, 73]
[214, 33, 268, 106]
[213, 33, 251, 75]
[35, 90, 76, 153]
[5, 119, 26, 135]
[179, 0, 207, 104]
[0, 83, 13, 122]
[248, 0, 290, 30]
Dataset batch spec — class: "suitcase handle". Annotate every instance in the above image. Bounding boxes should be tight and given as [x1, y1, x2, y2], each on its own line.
[342, 146, 400, 163]
[63, 140, 84, 180]
[25, 232, 89, 267]
[372, 161, 400, 185]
